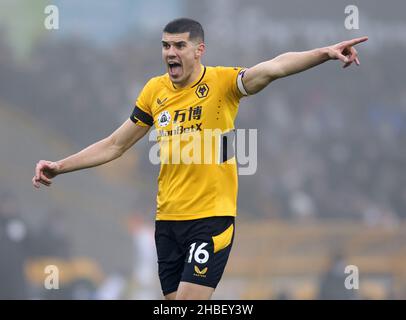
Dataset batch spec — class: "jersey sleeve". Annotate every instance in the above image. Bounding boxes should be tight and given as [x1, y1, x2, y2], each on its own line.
[216, 66, 249, 103]
[129, 79, 155, 127]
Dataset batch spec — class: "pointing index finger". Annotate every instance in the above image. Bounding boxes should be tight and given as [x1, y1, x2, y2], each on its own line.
[344, 36, 369, 47]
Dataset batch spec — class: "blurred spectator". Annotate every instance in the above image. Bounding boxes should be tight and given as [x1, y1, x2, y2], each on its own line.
[0, 191, 29, 299]
[127, 214, 159, 299]
[95, 273, 126, 300]
[318, 252, 359, 300]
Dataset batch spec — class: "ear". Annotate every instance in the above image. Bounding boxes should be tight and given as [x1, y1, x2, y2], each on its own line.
[195, 42, 205, 59]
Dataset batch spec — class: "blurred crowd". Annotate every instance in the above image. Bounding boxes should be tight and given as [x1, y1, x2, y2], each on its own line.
[1, 28, 405, 224]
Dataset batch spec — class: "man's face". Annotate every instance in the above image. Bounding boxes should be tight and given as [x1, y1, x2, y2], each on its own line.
[162, 32, 204, 87]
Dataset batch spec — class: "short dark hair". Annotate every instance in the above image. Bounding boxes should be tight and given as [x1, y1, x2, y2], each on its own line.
[163, 18, 204, 43]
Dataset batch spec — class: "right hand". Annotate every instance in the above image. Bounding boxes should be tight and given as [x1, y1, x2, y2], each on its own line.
[32, 160, 60, 188]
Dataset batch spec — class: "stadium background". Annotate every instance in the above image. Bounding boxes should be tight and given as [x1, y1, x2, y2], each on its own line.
[1, 0, 405, 299]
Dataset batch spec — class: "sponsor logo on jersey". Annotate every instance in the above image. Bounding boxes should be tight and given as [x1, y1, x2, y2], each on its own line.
[158, 123, 202, 137]
[157, 97, 167, 106]
[173, 106, 202, 124]
[194, 265, 208, 277]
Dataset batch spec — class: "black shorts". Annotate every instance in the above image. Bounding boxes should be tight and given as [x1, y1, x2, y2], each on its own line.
[155, 216, 235, 296]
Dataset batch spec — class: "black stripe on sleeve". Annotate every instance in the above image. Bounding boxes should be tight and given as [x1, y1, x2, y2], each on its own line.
[130, 105, 153, 126]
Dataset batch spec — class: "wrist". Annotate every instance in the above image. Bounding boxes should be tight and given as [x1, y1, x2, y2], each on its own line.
[55, 161, 64, 174]
[318, 47, 331, 61]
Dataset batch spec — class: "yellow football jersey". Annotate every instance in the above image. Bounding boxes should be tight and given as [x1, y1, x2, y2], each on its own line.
[130, 65, 247, 220]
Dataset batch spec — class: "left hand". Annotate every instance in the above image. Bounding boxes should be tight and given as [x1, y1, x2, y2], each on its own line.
[327, 36, 368, 68]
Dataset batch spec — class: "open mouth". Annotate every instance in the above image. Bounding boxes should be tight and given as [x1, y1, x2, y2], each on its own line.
[168, 61, 182, 77]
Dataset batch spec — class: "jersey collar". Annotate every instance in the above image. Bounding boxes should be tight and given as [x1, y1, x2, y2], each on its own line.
[170, 64, 206, 91]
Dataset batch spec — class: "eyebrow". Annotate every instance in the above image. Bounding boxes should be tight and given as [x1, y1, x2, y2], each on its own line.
[161, 40, 187, 46]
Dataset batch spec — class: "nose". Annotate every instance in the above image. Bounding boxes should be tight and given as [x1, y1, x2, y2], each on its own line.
[166, 45, 177, 58]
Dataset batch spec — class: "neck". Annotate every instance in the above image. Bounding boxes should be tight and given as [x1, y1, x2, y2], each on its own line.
[173, 64, 202, 88]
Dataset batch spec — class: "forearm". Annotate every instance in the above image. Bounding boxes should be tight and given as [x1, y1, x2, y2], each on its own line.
[243, 47, 331, 94]
[270, 47, 330, 79]
[56, 136, 123, 174]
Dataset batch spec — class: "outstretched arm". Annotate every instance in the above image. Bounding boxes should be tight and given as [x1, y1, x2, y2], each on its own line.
[32, 119, 150, 188]
[242, 36, 368, 95]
